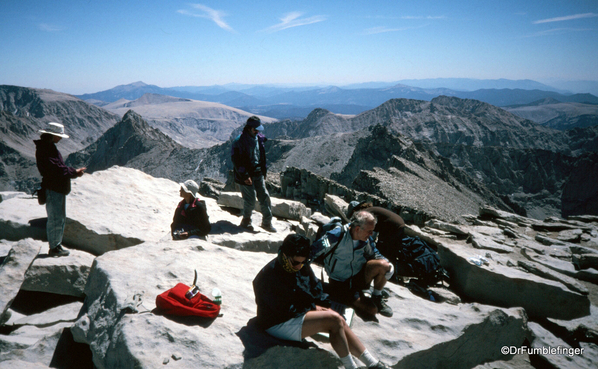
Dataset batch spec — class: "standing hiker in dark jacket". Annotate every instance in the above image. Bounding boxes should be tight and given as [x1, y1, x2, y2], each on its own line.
[34, 122, 86, 257]
[170, 180, 211, 240]
[253, 234, 390, 369]
[231, 116, 275, 232]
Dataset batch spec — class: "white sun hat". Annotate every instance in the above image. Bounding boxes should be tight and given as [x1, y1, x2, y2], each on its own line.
[180, 179, 200, 198]
[39, 122, 69, 138]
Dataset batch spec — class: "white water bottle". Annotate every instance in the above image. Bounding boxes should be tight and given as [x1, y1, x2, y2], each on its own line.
[212, 287, 222, 305]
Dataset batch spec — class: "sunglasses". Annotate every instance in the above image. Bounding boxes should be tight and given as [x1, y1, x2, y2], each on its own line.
[285, 254, 305, 267]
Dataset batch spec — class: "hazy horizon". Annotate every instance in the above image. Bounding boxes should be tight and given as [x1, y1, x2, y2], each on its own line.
[2, 1, 597, 95]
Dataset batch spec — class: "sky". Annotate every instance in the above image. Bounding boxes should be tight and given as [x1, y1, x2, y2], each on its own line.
[1, 0, 597, 95]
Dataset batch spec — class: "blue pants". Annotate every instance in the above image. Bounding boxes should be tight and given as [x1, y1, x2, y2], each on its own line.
[45, 189, 66, 249]
[240, 175, 272, 225]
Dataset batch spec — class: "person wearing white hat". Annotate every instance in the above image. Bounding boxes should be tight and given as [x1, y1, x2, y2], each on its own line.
[170, 179, 211, 240]
[34, 122, 86, 257]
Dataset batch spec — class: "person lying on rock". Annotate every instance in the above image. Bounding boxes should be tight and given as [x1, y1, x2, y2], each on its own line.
[347, 201, 405, 282]
[253, 234, 390, 369]
[170, 180, 211, 240]
[311, 211, 394, 319]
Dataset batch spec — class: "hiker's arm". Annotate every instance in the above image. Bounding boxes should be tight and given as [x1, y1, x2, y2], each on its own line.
[231, 144, 251, 183]
[188, 202, 211, 237]
[366, 237, 388, 261]
[309, 236, 328, 260]
[307, 265, 332, 308]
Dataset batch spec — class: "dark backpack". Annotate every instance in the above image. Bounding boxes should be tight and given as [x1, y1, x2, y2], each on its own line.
[315, 216, 343, 241]
[313, 217, 345, 266]
[398, 236, 447, 287]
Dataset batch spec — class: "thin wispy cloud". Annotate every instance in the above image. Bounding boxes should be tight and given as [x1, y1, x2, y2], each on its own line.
[534, 13, 597, 24]
[178, 4, 234, 32]
[364, 23, 429, 35]
[401, 15, 445, 20]
[260, 12, 326, 33]
[522, 27, 593, 38]
[39, 23, 63, 32]
[365, 15, 445, 20]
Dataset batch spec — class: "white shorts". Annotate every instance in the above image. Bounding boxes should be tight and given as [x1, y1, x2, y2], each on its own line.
[266, 314, 306, 342]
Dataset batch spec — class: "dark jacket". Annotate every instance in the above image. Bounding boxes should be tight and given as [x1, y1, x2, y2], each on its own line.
[34, 138, 78, 195]
[253, 257, 330, 330]
[231, 129, 267, 184]
[170, 198, 211, 238]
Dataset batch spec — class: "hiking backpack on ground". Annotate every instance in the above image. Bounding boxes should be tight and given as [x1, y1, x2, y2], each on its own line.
[397, 236, 447, 287]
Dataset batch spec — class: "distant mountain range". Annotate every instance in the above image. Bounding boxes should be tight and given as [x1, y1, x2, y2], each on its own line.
[77, 81, 598, 120]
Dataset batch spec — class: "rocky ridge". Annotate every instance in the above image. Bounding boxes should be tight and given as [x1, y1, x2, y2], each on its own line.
[0, 85, 120, 193]
[263, 96, 571, 153]
[1, 166, 598, 368]
[0, 85, 119, 157]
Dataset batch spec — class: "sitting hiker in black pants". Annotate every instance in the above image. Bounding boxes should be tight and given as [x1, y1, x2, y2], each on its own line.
[253, 234, 390, 369]
[311, 211, 394, 319]
[347, 201, 406, 279]
[170, 180, 211, 240]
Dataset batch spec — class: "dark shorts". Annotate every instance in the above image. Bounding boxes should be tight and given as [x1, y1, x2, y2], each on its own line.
[327, 267, 368, 306]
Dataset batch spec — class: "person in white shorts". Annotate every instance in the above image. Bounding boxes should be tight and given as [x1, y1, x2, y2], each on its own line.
[252, 234, 390, 369]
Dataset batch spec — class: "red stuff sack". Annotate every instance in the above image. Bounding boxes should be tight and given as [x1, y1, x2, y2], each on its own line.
[155, 283, 221, 318]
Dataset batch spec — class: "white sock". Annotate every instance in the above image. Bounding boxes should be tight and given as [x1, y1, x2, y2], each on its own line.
[359, 349, 379, 367]
[340, 354, 358, 369]
[372, 289, 383, 297]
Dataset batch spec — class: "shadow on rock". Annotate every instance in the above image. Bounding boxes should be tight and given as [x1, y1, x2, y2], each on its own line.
[210, 220, 259, 235]
[49, 327, 94, 369]
[28, 217, 48, 229]
[236, 317, 316, 361]
[151, 308, 218, 328]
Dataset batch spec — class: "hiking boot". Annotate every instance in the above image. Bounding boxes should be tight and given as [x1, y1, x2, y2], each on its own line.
[240, 218, 254, 231]
[372, 295, 393, 317]
[261, 223, 277, 233]
[49, 245, 70, 257]
[381, 289, 390, 300]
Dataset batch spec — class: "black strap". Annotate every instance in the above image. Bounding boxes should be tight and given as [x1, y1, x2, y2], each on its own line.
[321, 227, 345, 262]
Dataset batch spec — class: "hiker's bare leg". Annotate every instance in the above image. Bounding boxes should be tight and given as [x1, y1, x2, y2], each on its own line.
[365, 259, 391, 290]
[301, 310, 366, 357]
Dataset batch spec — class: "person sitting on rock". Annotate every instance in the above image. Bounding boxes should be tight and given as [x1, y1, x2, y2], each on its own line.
[311, 211, 394, 319]
[347, 201, 406, 281]
[253, 233, 390, 369]
[170, 180, 211, 240]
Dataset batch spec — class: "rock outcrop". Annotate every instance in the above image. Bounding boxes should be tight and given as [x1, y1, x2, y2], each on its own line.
[0, 239, 42, 325]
